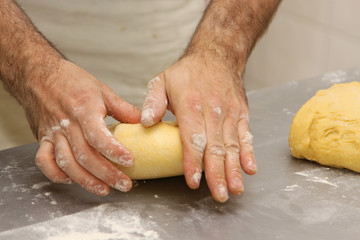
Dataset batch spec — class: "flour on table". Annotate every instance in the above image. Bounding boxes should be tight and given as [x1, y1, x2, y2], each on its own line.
[321, 70, 347, 83]
[294, 168, 338, 188]
[0, 203, 162, 240]
[32, 182, 51, 190]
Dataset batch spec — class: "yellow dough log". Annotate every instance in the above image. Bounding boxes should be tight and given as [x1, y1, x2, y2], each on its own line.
[109, 121, 183, 180]
[289, 81, 360, 173]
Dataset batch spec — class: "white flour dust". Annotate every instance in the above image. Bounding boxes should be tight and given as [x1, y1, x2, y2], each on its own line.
[32, 182, 52, 190]
[141, 107, 155, 126]
[191, 131, 207, 154]
[0, 203, 162, 240]
[241, 131, 253, 145]
[294, 169, 338, 188]
[282, 185, 300, 192]
[282, 108, 292, 115]
[60, 119, 70, 128]
[321, 70, 347, 83]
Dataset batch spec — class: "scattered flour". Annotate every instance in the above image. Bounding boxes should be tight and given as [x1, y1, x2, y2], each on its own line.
[60, 119, 70, 128]
[0, 203, 162, 240]
[282, 185, 300, 192]
[141, 108, 155, 126]
[191, 131, 207, 154]
[213, 107, 222, 116]
[241, 131, 253, 145]
[32, 182, 52, 190]
[294, 169, 338, 188]
[282, 108, 292, 115]
[191, 169, 202, 185]
[321, 70, 347, 83]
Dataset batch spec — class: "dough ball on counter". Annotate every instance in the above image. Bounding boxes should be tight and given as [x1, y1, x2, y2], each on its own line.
[110, 121, 184, 180]
[289, 82, 360, 172]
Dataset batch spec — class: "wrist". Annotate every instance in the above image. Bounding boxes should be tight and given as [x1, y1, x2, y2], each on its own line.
[183, 42, 247, 75]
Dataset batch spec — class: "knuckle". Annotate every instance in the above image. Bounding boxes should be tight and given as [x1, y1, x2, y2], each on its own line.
[79, 176, 97, 189]
[76, 153, 89, 167]
[190, 131, 207, 154]
[210, 106, 223, 119]
[183, 90, 202, 108]
[35, 155, 47, 170]
[230, 166, 242, 175]
[55, 153, 71, 171]
[227, 105, 240, 119]
[239, 110, 249, 122]
[224, 142, 240, 155]
[240, 131, 254, 145]
[206, 144, 226, 159]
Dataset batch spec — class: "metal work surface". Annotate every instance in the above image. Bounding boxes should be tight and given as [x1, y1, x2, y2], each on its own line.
[1, 69, 360, 240]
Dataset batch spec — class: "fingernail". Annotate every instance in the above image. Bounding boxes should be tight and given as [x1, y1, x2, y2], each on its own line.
[64, 178, 73, 184]
[247, 159, 258, 173]
[141, 108, 155, 127]
[191, 169, 202, 187]
[216, 184, 229, 202]
[112, 154, 133, 167]
[114, 179, 132, 192]
[96, 184, 109, 196]
[231, 177, 244, 194]
[120, 154, 134, 167]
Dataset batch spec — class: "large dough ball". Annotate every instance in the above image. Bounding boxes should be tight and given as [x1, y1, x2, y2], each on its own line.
[289, 82, 360, 172]
[110, 121, 183, 180]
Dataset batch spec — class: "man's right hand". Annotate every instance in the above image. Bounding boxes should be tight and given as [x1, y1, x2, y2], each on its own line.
[31, 59, 141, 196]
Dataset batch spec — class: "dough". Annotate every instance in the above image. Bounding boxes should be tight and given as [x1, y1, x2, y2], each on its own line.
[289, 82, 360, 172]
[110, 121, 183, 180]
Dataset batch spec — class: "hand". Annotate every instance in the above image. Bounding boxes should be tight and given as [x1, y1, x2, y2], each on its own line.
[141, 56, 257, 202]
[27, 60, 141, 196]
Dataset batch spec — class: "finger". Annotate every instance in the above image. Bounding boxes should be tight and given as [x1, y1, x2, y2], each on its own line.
[64, 123, 133, 192]
[54, 133, 110, 196]
[203, 105, 229, 203]
[103, 85, 141, 124]
[176, 98, 205, 190]
[223, 114, 244, 195]
[35, 139, 72, 184]
[141, 75, 168, 127]
[73, 104, 134, 166]
[238, 112, 257, 175]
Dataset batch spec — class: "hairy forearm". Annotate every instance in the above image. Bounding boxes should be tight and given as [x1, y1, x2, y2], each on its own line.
[0, 0, 63, 104]
[185, 0, 281, 72]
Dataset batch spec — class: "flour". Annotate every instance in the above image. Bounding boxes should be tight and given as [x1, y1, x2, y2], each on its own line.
[32, 182, 52, 190]
[51, 126, 61, 131]
[241, 131, 253, 145]
[213, 107, 222, 116]
[0, 203, 162, 240]
[191, 169, 202, 185]
[60, 119, 70, 128]
[191, 131, 207, 154]
[282, 108, 292, 115]
[294, 168, 338, 188]
[141, 107, 155, 126]
[147, 76, 161, 89]
[282, 185, 300, 192]
[321, 70, 347, 83]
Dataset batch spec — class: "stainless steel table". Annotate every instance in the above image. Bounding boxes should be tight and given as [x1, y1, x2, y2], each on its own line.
[1, 69, 360, 240]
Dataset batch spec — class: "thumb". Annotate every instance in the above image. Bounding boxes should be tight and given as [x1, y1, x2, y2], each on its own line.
[141, 75, 168, 127]
[103, 85, 142, 124]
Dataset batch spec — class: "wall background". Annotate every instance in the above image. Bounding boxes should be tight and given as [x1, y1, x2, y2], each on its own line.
[1, 0, 360, 150]
[245, 0, 360, 90]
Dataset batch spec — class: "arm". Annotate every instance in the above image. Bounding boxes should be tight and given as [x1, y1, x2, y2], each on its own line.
[0, 0, 141, 195]
[142, 0, 281, 202]
[185, 0, 281, 71]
